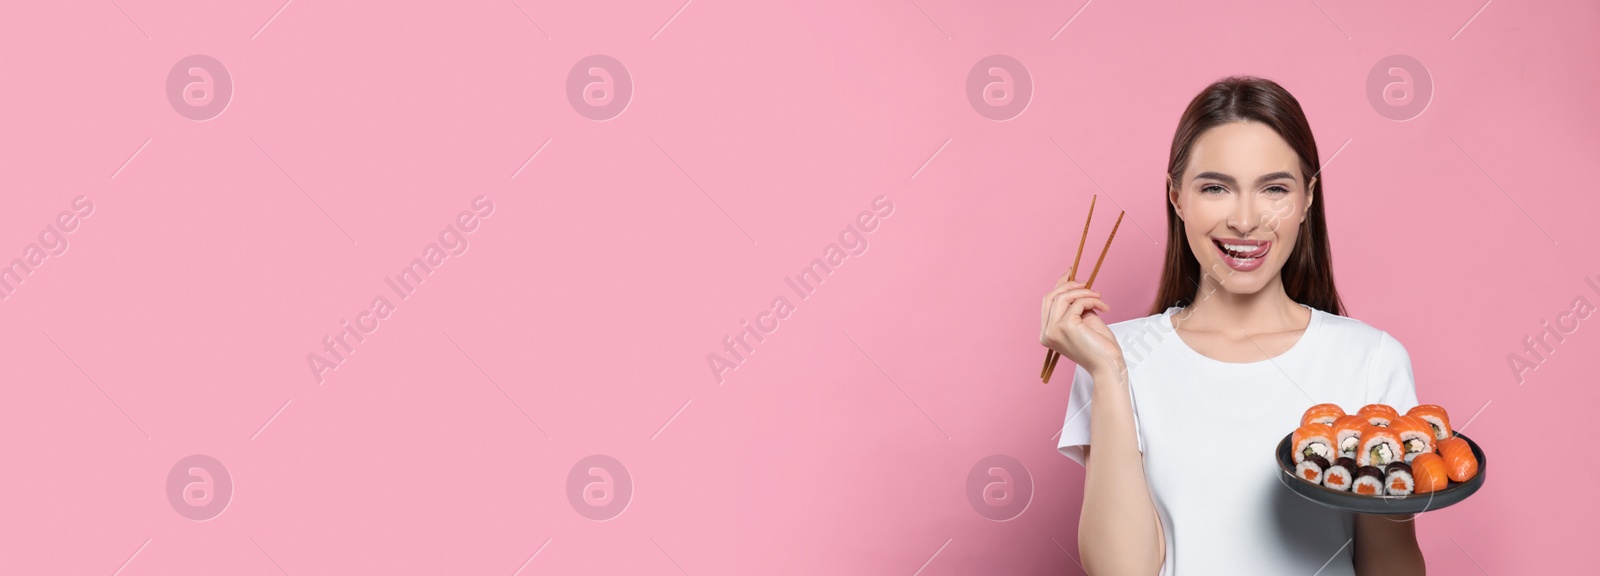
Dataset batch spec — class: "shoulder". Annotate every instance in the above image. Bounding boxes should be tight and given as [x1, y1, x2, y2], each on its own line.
[1314, 310, 1413, 376]
[1314, 309, 1406, 353]
[1314, 309, 1382, 339]
[1326, 312, 1421, 408]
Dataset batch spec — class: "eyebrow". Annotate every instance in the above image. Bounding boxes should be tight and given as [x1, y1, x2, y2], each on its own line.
[1192, 171, 1297, 186]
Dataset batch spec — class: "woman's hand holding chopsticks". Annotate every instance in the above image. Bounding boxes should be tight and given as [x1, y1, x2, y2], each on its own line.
[1039, 194, 1125, 382]
[1040, 273, 1123, 378]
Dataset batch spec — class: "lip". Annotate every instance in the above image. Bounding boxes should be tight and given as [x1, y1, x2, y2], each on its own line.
[1212, 238, 1271, 272]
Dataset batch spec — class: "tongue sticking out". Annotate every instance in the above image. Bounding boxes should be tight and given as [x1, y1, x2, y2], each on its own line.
[1215, 239, 1268, 259]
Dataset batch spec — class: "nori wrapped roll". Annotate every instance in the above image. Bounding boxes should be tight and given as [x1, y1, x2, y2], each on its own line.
[1295, 454, 1331, 484]
[1353, 465, 1386, 495]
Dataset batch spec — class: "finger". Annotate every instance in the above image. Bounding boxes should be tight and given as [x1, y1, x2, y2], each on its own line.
[1049, 292, 1100, 332]
[1047, 296, 1110, 352]
[1047, 287, 1102, 316]
[1045, 286, 1100, 308]
[1043, 288, 1067, 342]
[1041, 294, 1052, 341]
[1044, 286, 1103, 341]
[1060, 296, 1088, 330]
[1041, 288, 1063, 339]
[1076, 297, 1110, 317]
[1050, 289, 1104, 327]
[1042, 289, 1071, 340]
[1043, 285, 1074, 335]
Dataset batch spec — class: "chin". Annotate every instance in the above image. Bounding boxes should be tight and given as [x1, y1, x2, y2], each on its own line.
[1217, 280, 1271, 296]
[1202, 261, 1279, 294]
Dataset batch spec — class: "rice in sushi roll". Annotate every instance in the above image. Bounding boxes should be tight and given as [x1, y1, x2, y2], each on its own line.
[1352, 466, 1386, 495]
[1323, 457, 1357, 491]
[1356, 426, 1404, 469]
[1291, 423, 1337, 463]
[1389, 415, 1435, 463]
[1331, 415, 1371, 460]
[1296, 454, 1331, 484]
[1384, 461, 1415, 496]
[1406, 404, 1453, 441]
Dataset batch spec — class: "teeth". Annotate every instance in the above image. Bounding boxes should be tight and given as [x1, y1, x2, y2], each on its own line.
[1218, 241, 1266, 259]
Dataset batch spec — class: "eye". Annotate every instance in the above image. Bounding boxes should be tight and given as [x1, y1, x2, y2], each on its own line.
[1200, 184, 1226, 195]
[1265, 185, 1290, 194]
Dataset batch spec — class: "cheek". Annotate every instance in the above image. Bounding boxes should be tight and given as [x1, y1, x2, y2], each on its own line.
[1267, 213, 1305, 255]
[1260, 199, 1305, 237]
[1188, 229, 1214, 256]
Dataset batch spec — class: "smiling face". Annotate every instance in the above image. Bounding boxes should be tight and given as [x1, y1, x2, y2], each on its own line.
[1168, 120, 1316, 297]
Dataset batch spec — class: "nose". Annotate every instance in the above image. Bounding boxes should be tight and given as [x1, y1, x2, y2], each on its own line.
[1227, 193, 1262, 235]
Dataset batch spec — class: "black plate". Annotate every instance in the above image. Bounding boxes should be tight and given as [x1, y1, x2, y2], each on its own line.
[1274, 431, 1486, 515]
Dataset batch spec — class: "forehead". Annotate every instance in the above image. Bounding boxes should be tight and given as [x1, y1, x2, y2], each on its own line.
[1185, 121, 1302, 181]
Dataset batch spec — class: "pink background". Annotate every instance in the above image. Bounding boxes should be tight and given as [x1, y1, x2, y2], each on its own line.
[2, 0, 1596, 573]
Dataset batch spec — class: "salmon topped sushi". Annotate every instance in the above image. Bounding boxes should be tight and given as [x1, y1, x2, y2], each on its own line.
[1291, 423, 1337, 464]
[1389, 415, 1435, 463]
[1406, 404, 1453, 441]
[1356, 426, 1404, 468]
[1409, 453, 1449, 494]
[1438, 436, 1480, 482]
[1331, 415, 1371, 460]
[1356, 403, 1399, 427]
[1300, 403, 1346, 427]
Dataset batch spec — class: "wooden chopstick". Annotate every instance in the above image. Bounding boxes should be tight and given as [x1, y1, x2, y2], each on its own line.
[1084, 211, 1123, 289]
[1070, 196, 1097, 284]
[1042, 195, 1098, 379]
[1042, 196, 1124, 383]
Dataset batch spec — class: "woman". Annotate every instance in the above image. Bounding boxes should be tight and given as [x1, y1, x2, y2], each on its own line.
[1040, 76, 1426, 575]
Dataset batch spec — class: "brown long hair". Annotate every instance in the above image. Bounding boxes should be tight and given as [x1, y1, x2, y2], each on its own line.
[1148, 75, 1346, 317]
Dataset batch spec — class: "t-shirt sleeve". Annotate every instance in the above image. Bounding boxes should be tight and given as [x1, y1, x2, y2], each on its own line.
[1057, 362, 1143, 467]
[1367, 331, 1420, 414]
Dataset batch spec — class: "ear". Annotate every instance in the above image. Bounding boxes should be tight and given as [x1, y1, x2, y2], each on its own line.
[1167, 174, 1182, 218]
[1304, 176, 1317, 215]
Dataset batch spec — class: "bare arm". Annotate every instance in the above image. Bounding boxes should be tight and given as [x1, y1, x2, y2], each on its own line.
[1353, 513, 1424, 575]
[1041, 276, 1164, 575]
[1078, 362, 1165, 576]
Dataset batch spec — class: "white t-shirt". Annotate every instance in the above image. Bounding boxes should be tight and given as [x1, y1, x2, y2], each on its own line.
[1057, 304, 1419, 575]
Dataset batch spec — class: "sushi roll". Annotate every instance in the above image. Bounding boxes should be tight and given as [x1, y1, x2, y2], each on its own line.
[1296, 454, 1331, 484]
[1406, 404, 1454, 441]
[1384, 461, 1415, 496]
[1356, 426, 1404, 468]
[1300, 403, 1346, 427]
[1352, 466, 1386, 495]
[1323, 457, 1357, 491]
[1331, 415, 1372, 459]
[1437, 436, 1480, 482]
[1409, 453, 1449, 494]
[1389, 415, 1435, 463]
[1356, 403, 1399, 427]
[1291, 423, 1337, 463]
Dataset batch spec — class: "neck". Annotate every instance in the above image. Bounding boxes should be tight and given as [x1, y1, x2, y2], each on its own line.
[1179, 273, 1306, 333]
